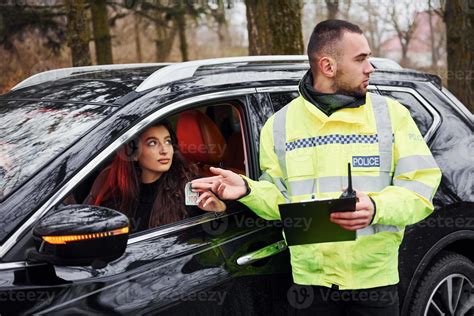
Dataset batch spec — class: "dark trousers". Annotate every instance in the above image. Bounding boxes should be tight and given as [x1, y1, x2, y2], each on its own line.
[288, 284, 399, 316]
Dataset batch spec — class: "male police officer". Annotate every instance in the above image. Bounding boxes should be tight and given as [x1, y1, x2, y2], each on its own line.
[193, 20, 441, 315]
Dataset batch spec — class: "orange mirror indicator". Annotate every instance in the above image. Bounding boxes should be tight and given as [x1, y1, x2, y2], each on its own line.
[42, 226, 129, 245]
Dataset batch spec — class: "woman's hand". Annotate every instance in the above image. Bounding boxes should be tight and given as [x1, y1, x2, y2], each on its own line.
[196, 190, 226, 212]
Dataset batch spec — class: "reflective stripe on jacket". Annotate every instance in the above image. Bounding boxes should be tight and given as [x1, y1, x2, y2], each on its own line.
[239, 92, 442, 289]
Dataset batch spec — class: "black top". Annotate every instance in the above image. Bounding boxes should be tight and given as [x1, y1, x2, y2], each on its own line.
[134, 179, 160, 232]
[84, 168, 203, 233]
[132, 178, 203, 232]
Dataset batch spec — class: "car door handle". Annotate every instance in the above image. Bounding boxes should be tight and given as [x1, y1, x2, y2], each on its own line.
[236, 240, 288, 266]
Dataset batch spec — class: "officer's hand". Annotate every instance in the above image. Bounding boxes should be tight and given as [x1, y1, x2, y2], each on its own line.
[330, 190, 375, 231]
[191, 167, 247, 201]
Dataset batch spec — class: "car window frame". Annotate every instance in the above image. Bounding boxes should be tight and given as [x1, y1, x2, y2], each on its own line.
[0, 88, 257, 261]
[255, 86, 299, 111]
[375, 85, 441, 142]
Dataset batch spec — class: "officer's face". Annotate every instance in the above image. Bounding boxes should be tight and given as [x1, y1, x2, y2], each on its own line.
[333, 32, 374, 97]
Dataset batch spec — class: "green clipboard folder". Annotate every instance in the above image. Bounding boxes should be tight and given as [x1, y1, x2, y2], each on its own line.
[278, 197, 357, 246]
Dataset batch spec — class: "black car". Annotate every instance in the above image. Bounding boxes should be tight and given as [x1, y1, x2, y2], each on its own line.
[0, 56, 472, 315]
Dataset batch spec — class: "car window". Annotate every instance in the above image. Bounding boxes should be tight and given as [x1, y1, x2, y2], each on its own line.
[0, 99, 110, 200]
[377, 90, 433, 136]
[63, 101, 247, 234]
[269, 91, 299, 112]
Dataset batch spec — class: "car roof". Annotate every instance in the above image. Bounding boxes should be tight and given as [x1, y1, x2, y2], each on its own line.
[1, 56, 442, 105]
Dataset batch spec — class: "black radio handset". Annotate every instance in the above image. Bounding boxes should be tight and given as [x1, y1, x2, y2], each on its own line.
[339, 163, 357, 199]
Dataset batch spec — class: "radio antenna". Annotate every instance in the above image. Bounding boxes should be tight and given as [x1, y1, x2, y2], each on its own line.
[347, 162, 353, 194]
[340, 162, 356, 198]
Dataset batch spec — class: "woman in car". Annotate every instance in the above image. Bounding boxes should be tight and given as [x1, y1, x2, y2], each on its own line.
[85, 120, 225, 232]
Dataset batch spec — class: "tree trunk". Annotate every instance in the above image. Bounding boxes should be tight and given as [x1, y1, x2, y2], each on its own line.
[245, 0, 304, 55]
[245, 0, 273, 55]
[341, 0, 351, 20]
[428, 10, 438, 69]
[90, 0, 113, 64]
[215, 0, 227, 44]
[153, 12, 177, 62]
[134, 14, 142, 63]
[325, 0, 339, 20]
[445, 0, 474, 113]
[175, 13, 189, 61]
[365, 0, 379, 56]
[155, 22, 177, 61]
[400, 41, 409, 66]
[65, 0, 91, 66]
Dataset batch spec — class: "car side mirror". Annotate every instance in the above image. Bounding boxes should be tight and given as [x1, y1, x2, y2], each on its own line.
[28, 205, 129, 267]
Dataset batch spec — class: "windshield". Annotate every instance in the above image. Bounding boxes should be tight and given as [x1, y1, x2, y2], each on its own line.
[0, 99, 110, 200]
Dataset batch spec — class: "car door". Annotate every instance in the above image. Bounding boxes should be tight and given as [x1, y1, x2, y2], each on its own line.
[0, 88, 290, 315]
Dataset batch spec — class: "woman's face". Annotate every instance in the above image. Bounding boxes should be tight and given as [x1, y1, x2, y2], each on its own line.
[136, 125, 174, 183]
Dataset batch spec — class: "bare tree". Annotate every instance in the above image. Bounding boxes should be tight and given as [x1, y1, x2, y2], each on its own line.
[325, 0, 339, 19]
[65, 0, 92, 66]
[154, 17, 177, 62]
[0, 3, 66, 54]
[131, 1, 208, 62]
[90, 0, 113, 64]
[245, 0, 304, 55]
[175, 8, 189, 61]
[426, 0, 447, 70]
[211, 0, 228, 44]
[340, 0, 352, 20]
[134, 14, 142, 63]
[445, 0, 474, 113]
[356, 0, 386, 57]
[389, 2, 419, 66]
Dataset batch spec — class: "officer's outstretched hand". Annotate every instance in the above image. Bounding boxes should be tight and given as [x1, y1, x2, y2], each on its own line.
[330, 190, 375, 231]
[191, 167, 247, 201]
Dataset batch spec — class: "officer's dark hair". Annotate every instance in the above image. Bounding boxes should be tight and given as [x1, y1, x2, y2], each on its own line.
[307, 19, 363, 65]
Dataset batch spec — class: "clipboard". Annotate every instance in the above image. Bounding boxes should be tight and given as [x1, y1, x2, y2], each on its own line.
[279, 197, 356, 245]
[278, 163, 357, 245]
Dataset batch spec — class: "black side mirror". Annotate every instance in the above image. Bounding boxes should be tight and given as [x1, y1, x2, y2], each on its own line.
[29, 205, 129, 267]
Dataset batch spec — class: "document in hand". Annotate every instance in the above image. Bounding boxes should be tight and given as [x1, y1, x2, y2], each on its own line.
[278, 197, 357, 246]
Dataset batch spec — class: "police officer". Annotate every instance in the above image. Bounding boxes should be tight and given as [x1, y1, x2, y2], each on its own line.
[193, 20, 441, 315]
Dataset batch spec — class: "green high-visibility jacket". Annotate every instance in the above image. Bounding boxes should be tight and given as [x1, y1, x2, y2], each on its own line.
[239, 92, 442, 290]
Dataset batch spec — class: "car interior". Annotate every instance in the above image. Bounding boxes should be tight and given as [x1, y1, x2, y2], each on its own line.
[174, 104, 246, 176]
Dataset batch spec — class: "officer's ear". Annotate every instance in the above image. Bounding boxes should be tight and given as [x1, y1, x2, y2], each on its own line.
[318, 56, 337, 78]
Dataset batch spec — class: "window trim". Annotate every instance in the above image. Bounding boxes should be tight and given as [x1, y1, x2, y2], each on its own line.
[256, 86, 300, 93]
[0, 88, 257, 261]
[376, 85, 441, 142]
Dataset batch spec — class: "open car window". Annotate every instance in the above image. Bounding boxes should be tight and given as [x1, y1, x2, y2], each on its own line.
[62, 101, 247, 235]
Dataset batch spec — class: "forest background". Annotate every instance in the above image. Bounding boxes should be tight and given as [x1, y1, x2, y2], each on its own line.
[0, 0, 473, 113]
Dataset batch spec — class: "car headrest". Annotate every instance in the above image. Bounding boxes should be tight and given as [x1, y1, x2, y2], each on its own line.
[176, 109, 226, 165]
